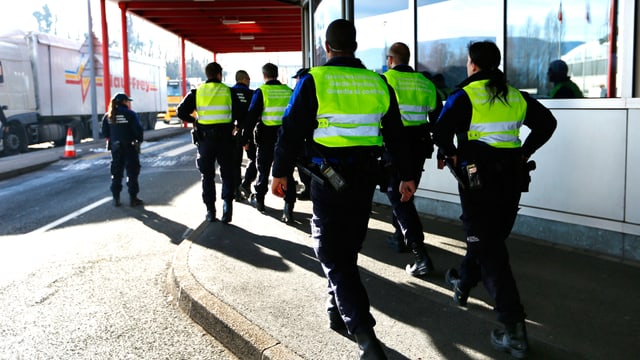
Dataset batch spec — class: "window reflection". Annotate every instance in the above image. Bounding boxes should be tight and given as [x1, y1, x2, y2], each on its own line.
[354, 1, 412, 73]
[312, 0, 342, 66]
[416, 0, 500, 94]
[506, 0, 618, 98]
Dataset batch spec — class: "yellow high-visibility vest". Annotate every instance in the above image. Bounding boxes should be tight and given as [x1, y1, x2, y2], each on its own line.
[463, 80, 527, 148]
[384, 69, 436, 126]
[195, 82, 232, 125]
[310, 66, 390, 147]
[260, 84, 292, 126]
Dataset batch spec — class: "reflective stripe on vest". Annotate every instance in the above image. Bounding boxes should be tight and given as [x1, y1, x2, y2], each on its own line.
[260, 84, 292, 126]
[384, 69, 437, 126]
[195, 82, 232, 125]
[309, 66, 390, 148]
[462, 80, 527, 148]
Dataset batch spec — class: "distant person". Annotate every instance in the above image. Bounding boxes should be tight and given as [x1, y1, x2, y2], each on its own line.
[101, 92, 144, 207]
[271, 19, 415, 359]
[548, 59, 583, 98]
[230, 70, 255, 201]
[431, 73, 450, 100]
[433, 41, 557, 359]
[242, 63, 296, 223]
[177, 62, 235, 223]
[382, 41, 442, 277]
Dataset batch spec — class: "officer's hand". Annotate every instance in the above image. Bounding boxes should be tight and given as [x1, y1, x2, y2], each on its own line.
[399, 180, 416, 202]
[271, 177, 287, 198]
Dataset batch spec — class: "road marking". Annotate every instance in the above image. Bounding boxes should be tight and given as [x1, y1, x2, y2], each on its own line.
[29, 196, 112, 234]
[163, 143, 196, 157]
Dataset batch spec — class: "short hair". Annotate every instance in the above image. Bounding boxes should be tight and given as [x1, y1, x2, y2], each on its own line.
[205, 62, 223, 80]
[262, 63, 278, 78]
[235, 70, 250, 82]
[548, 60, 569, 77]
[388, 42, 410, 65]
[326, 19, 357, 53]
[467, 41, 501, 71]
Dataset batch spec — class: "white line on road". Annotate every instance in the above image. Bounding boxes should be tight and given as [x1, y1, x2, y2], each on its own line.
[29, 196, 112, 235]
[163, 143, 196, 157]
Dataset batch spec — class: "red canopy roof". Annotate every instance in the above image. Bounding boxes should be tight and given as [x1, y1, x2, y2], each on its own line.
[112, 0, 302, 53]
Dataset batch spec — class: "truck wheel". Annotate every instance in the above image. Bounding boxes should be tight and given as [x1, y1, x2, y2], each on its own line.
[148, 115, 157, 130]
[3, 122, 28, 155]
[72, 123, 85, 144]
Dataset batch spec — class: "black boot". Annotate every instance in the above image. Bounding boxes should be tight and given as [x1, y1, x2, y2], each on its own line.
[113, 194, 121, 207]
[250, 194, 265, 213]
[326, 296, 346, 332]
[444, 268, 469, 306]
[281, 202, 294, 223]
[491, 322, 529, 359]
[130, 196, 143, 207]
[354, 329, 387, 360]
[221, 199, 233, 223]
[206, 207, 217, 222]
[385, 229, 408, 253]
[405, 243, 434, 277]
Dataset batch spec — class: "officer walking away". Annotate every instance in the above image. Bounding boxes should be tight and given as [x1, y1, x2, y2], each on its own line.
[242, 63, 296, 223]
[177, 62, 235, 223]
[230, 70, 255, 201]
[548, 59, 583, 98]
[291, 67, 312, 201]
[382, 42, 442, 277]
[101, 92, 144, 207]
[433, 41, 557, 358]
[271, 19, 415, 360]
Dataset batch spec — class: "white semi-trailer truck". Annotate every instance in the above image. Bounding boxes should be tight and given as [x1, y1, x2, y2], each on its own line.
[0, 30, 167, 156]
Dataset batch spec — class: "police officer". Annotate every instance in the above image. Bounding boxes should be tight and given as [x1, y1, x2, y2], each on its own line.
[177, 62, 235, 223]
[271, 19, 415, 360]
[242, 63, 296, 223]
[433, 41, 557, 358]
[101, 92, 144, 207]
[548, 59, 583, 98]
[230, 70, 255, 201]
[382, 42, 442, 276]
[291, 67, 312, 201]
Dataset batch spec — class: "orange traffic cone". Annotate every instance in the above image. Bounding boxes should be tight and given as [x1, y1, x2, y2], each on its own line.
[62, 127, 76, 159]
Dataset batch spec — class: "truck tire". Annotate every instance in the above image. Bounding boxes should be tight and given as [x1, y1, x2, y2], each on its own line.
[72, 122, 85, 144]
[3, 121, 28, 155]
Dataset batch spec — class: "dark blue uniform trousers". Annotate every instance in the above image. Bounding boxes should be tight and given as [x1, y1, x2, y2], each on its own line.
[241, 141, 257, 189]
[196, 135, 234, 210]
[255, 139, 296, 203]
[457, 159, 526, 325]
[110, 144, 140, 198]
[385, 155, 427, 248]
[310, 161, 378, 335]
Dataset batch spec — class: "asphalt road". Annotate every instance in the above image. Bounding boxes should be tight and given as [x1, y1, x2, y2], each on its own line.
[0, 129, 238, 359]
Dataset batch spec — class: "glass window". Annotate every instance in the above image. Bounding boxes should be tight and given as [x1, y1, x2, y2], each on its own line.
[416, 0, 501, 98]
[354, 1, 412, 73]
[506, 0, 619, 98]
[312, 0, 343, 66]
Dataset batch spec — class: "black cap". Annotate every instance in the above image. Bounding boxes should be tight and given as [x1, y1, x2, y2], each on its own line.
[326, 19, 357, 52]
[292, 68, 308, 79]
[113, 92, 133, 102]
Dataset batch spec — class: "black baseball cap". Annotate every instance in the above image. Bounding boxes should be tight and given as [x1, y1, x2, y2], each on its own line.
[292, 68, 308, 79]
[113, 92, 133, 102]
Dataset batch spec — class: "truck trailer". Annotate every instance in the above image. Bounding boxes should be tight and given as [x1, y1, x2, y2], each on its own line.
[0, 30, 167, 156]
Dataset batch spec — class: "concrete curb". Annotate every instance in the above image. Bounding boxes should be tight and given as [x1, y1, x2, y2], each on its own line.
[168, 222, 304, 360]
